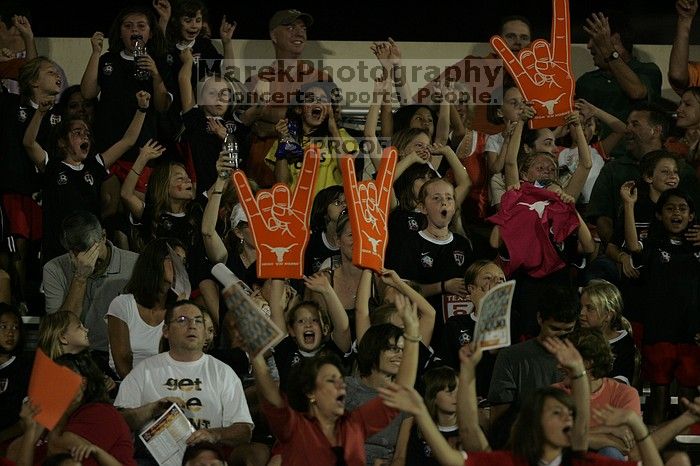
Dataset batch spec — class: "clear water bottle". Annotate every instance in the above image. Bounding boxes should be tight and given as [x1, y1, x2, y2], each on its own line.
[275, 118, 303, 161]
[132, 34, 150, 81]
[220, 132, 239, 178]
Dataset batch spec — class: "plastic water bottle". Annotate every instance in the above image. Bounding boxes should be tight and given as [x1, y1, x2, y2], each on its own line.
[275, 118, 303, 161]
[132, 35, 150, 81]
[220, 132, 239, 178]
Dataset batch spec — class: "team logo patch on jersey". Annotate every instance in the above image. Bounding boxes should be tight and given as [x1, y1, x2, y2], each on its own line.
[166, 54, 174, 65]
[453, 250, 465, 266]
[84, 172, 94, 186]
[225, 121, 237, 134]
[291, 354, 301, 366]
[161, 218, 173, 231]
[103, 63, 113, 75]
[408, 218, 419, 231]
[458, 330, 471, 346]
[57, 173, 68, 185]
[420, 253, 433, 268]
[49, 113, 61, 126]
[659, 250, 671, 263]
[17, 108, 27, 123]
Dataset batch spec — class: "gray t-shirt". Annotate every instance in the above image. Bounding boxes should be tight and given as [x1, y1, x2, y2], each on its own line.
[43, 244, 138, 352]
[487, 338, 563, 406]
[345, 376, 407, 465]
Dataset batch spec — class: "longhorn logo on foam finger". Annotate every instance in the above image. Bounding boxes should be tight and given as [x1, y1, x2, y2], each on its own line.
[232, 147, 320, 278]
[490, 0, 573, 129]
[341, 147, 397, 272]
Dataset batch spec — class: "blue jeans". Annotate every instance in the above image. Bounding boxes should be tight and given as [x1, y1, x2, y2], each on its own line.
[597, 446, 626, 460]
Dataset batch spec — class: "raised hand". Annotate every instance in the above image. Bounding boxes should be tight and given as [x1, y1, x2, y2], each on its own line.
[541, 336, 585, 373]
[233, 147, 320, 278]
[340, 146, 397, 272]
[619, 180, 638, 204]
[574, 98, 597, 121]
[207, 117, 228, 140]
[12, 15, 33, 39]
[220, 15, 237, 44]
[592, 405, 636, 429]
[136, 90, 151, 109]
[303, 271, 333, 294]
[490, 0, 574, 128]
[90, 32, 104, 54]
[138, 139, 166, 161]
[152, 0, 172, 22]
[180, 47, 194, 66]
[378, 381, 426, 416]
[677, 0, 699, 21]
[458, 343, 483, 371]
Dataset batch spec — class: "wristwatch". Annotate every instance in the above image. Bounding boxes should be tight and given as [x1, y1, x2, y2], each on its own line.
[605, 50, 620, 63]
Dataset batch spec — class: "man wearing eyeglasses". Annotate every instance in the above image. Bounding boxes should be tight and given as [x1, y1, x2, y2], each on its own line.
[114, 299, 260, 464]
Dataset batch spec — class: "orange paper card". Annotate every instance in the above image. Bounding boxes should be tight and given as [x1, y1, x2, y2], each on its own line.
[490, 0, 574, 129]
[341, 147, 397, 272]
[28, 349, 82, 430]
[233, 146, 320, 278]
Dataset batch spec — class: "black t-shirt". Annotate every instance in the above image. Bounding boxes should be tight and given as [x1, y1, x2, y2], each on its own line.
[304, 230, 341, 276]
[440, 313, 497, 398]
[94, 51, 169, 161]
[166, 38, 223, 94]
[609, 330, 637, 385]
[273, 335, 350, 391]
[226, 251, 258, 289]
[0, 92, 62, 194]
[387, 208, 427, 239]
[633, 235, 700, 343]
[406, 423, 460, 466]
[386, 230, 474, 340]
[181, 108, 246, 196]
[0, 353, 33, 431]
[42, 155, 107, 261]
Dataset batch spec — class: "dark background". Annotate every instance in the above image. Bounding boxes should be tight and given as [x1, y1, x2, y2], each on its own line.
[9, 0, 700, 45]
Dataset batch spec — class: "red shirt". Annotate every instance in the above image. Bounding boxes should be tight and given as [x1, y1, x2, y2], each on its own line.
[465, 450, 638, 466]
[261, 395, 399, 466]
[64, 403, 136, 466]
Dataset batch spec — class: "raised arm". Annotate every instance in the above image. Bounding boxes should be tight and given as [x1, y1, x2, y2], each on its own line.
[13, 16, 36, 61]
[137, 51, 171, 112]
[378, 383, 464, 466]
[306, 272, 351, 352]
[393, 294, 420, 388]
[22, 99, 54, 172]
[268, 278, 288, 337]
[575, 98, 626, 156]
[355, 269, 374, 344]
[620, 181, 641, 253]
[669, 0, 698, 93]
[388, 38, 413, 107]
[273, 119, 292, 185]
[201, 156, 235, 264]
[220, 16, 236, 61]
[541, 337, 590, 452]
[81, 32, 103, 100]
[380, 269, 436, 345]
[179, 47, 196, 113]
[504, 120, 525, 189]
[563, 112, 592, 200]
[584, 14, 650, 100]
[364, 78, 391, 171]
[432, 144, 471, 206]
[252, 353, 284, 408]
[575, 212, 596, 255]
[101, 91, 150, 168]
[120, 140, 166, 220]
[457, 345, 491, 452]
[434, 89, 450, 146]
[153, 0, 171, 35]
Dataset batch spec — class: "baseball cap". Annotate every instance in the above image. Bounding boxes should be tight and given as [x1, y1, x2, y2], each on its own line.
[268, 9, 313, 30]
[230, 203, 248, 228]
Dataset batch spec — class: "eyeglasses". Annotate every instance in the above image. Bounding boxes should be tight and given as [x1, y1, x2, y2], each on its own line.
[169, 315, 205, 326]
[69, 128, 91, 137]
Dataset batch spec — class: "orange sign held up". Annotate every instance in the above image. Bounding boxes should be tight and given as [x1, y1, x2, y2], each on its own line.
[233, 147, 319, 279]
[28, 349, 82, 430]
[490, 0, 574, 129]
[341, 147, 397, 272]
